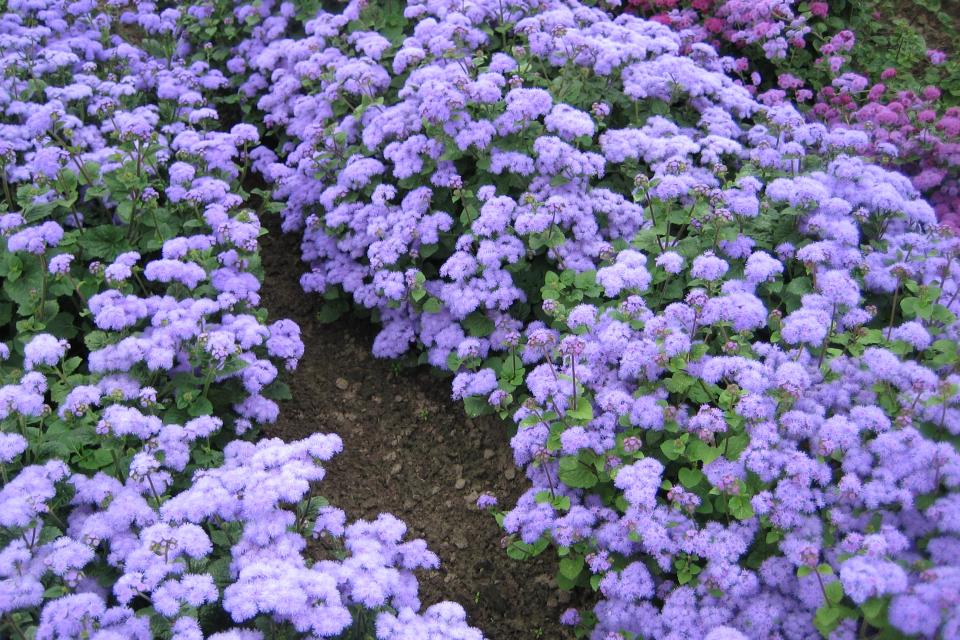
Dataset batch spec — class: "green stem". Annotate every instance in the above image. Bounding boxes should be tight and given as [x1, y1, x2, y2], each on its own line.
[569, 356, 577, 409]
[145, 474, 163, 507]
[818, 305, 837, 370]
[1, 174, 14, 212]
[814, 569, 831, 605]
[111, 448, 125, 482]
[5, 615, 28, 640]
[37, 255, 48, 321]
[65, 273, 88, 307]
[886, 282, 901, 340]
[201, 367, 215, 400]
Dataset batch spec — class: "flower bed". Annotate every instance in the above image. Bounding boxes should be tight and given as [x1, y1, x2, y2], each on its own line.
[0, 1, 480, 638]
[2, 0, 959, 638]
[236, 0, 960, 638]
[624, 0, 960, 228]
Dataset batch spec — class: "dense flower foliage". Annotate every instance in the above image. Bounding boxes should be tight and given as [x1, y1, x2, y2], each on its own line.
[624, 0, 960, 229]
[227, 0, 960, 638]
[0, 0, 480, 637]
[3, 0, 959, 638]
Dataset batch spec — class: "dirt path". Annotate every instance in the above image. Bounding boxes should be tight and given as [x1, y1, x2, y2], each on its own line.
[259, 223, 575, 640]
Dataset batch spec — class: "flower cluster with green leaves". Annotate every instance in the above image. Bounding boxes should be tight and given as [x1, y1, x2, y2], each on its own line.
[226, 0, 960, 637]
[0, 0, 482, 638]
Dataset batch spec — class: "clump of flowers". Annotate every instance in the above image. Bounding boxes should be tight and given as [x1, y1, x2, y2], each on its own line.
[237, 0, 960, 637]
[622, 0, 960, 230]
[0, 0, 481, 638]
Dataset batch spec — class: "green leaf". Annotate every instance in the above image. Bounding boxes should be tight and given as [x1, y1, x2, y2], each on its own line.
[660, 438, 686, 461]
[566, 396, 594, 422]
[44, 312, 79, 339]
[463, 395, 493, 418]
[686, 439, 722, 465]
[724, 433, 750, 459]
[678, 467, 704, 488]
[590, 573, 603, 591]
[506, 537, 548, 561]
[463, 312, 495, 337]
[785, 276, 812, 297]
[3, 256, 42, 313]
[41, 582, 69, 600]
[84, 331, 111, 351]
[422, 297, 442, 313]
[861, 597, 888, 625]
[559, 555, 584, 580]
[558, 456, 598, 489]
[187, 397, 214, 417]
[316, 299, 348, 323]
[261, 381, 293, 401]
[687, 381, 713, 404]
[665, 373, 694, 394]
[76, 446, 116, 471]
[80, 226, 127, 259]
[825, 580, 844, 605]
[900, 296, 919, 318]
[728, 495, 755, 520]
[62, 356, 82, 376]
[814, 605, 841, 636]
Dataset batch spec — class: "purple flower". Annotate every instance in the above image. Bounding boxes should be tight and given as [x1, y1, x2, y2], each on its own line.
[560, 608, 580, 626]
[451, 368, 498, 400]
[614, 458, 664, 511]
[597, 251, 652, 296]
[816, 269, 860, 307]
[704, 627, 748, 640]
[24, 334, 68, 370]
[927, 49, 948, 65]
[48, 254, 74, 275]
[476, 493, 498, 509]
[0, 432, 28, 463]
[839, 556, 908, 604]
[655, 251, 685, 274]
[7, 222, 64, 254]
[691, 252, 729, 282]
[544, 104, 595, 141]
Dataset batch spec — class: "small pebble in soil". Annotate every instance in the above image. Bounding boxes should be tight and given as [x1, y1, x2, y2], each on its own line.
[455, 478, 466, 490]
[334, 377, 349, 390]
[483, 449, 494, 460]
[505, 467, 516, 480]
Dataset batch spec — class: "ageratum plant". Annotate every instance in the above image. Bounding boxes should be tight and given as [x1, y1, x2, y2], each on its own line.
[0, 0, 482, 638]
[238, 0, 960, 638]
[626, 0, 960, 230]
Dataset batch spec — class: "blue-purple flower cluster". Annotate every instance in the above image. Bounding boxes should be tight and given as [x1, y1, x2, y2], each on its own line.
[0, 0, 481, 637]
[227, 0, 960, 637]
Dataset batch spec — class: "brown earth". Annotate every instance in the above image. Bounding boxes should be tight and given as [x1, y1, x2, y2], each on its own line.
[259, 222, 577, 640]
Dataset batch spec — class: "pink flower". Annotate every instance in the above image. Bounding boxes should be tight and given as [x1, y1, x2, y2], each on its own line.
[705, 17, 724, 33]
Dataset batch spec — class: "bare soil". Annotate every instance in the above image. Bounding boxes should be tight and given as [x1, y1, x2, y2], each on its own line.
[259, 223, 577, 640]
